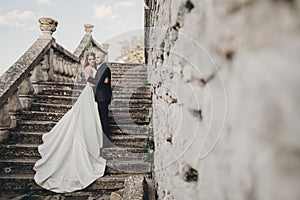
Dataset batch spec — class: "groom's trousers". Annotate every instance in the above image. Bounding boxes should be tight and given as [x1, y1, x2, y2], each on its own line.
[97, 101, 111, 140]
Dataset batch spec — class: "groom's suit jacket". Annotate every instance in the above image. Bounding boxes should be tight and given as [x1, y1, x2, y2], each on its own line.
[87, 62, 112, 103]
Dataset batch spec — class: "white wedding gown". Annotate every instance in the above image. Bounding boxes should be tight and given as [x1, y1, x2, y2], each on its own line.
[33, 67, 106, 193]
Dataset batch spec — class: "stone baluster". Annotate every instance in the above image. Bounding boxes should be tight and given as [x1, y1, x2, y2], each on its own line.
[18, 77, 35, 110]
[58, 57, 64, 74]
[71, 63, 77, 82]
[57, 57, 63, 82]
[31, 55, 49, 94]
[67, 62, 72, 76]
[48, 48, 54, 81]
[62, 60, 68, 82]
[8, 90, 23, 130]
[62, 61, 67, 75]
[67, 63, 73, 82]
[0, 101, 11, 142]
[62, 60, 67, 82]
[41, 54, 50, 81]
[64, 62, 70, 82]
[52, 54, 59, 81]
[31, 59, 44, 82]
[75, 65, 84, 83]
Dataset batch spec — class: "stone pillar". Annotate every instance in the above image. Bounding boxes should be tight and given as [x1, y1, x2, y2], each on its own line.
[31, 62, 44, 83]
[38, 17, 58, 39]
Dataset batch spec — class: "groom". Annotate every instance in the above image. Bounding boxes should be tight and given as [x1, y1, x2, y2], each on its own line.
[87, 53, 112, 141]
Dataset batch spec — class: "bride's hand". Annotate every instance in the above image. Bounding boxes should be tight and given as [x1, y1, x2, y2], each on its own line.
[88, 83, 96, 87]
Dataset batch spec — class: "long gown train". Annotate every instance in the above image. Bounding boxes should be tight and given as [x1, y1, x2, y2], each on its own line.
[33, 76, 106, 193]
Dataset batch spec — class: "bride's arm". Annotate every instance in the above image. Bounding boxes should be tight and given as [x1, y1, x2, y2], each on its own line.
[84, 67, 96, 87]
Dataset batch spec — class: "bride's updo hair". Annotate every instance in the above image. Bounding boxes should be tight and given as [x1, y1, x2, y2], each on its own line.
[84, 52, 96, 67]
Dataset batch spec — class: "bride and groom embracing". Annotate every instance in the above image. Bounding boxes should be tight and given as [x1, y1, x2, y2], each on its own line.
[33, 52, 112, 193]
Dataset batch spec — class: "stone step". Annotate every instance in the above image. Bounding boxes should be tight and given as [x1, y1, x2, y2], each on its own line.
[36, 83, 83, 92]
[29, 102, 151, 114]
[36, 82, 86, 90]
[110, 70, 147, 74]
[33, 95, 77, 105]
[113, 92, 152, 99]
[110, 124, 149, 135]
[111, 99, 152, 108]
[113, 88, 151, 94]
[39, 89, 151, 99]
[37, 80, 148, 92]
[111, 135, 149, 148]
[111, 75, 147, 80]
[110, 107, 151, 114]
[110, 69, 147, 73]
[15, 120, 56, 132]
[0, 144, 151, 160]
[112, 82, 149, 88]
[112, 85, 151, 89]
[112, 80, 147, 85]
[15, 120, 149, 134]
[0, 174, 138, 193]
[0, 159, 151, 176]
[108, 62, 144, 66]
[0, 191, 112, 200]
[9, 131, 149, 148]
[33, 95, 152, 105]
[111, 74, 147, 78]
[39, 85, 150, 94]
[109, 64, 147, 71]
[108, 64, 147, 70]
[30, 103, 72, 113]
[17, 111, 150, 124]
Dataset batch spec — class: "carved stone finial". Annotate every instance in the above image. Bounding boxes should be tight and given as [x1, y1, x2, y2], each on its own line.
[38, 17, 58, 38]
[84, 24, 94, 34]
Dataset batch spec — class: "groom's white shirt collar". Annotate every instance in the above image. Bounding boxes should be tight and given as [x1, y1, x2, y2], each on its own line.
[97, 62, 104, 70]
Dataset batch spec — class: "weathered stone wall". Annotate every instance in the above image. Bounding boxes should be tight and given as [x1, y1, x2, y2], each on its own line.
[146, 0, 300, 199]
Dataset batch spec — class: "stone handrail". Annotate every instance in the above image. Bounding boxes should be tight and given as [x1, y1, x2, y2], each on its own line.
[0, 38, 52, 108]
[0, 17, 108, 142]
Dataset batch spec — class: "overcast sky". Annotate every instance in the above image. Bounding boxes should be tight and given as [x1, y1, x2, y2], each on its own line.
[0, 0, 144, 75]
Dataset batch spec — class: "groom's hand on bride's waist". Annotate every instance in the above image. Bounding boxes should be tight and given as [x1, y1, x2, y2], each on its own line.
[104, 77, 109, 84]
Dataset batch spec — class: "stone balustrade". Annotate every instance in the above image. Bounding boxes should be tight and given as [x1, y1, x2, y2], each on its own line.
[0, 17, 108, 142]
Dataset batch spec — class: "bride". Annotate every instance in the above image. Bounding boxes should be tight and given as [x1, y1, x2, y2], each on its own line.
[33, 52, 106, 193]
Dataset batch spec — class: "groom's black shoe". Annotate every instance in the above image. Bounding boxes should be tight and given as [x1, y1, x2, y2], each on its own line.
[104, 166, 109, 176]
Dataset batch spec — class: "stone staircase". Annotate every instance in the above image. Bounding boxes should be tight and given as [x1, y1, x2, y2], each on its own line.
[0, 63, 154, 199]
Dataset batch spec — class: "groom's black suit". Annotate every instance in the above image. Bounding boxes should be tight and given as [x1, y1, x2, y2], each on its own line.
[87, 62, 112, 140]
